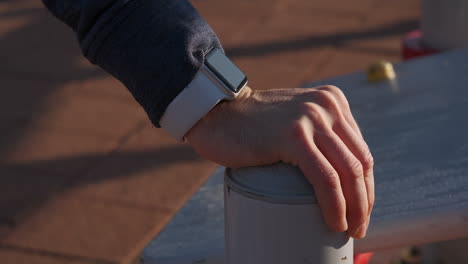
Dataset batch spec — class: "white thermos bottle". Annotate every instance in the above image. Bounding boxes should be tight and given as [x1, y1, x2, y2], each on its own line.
[225, 163, 353, 264]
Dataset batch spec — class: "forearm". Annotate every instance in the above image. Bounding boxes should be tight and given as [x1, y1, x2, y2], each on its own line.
[42, 0, 222, 126]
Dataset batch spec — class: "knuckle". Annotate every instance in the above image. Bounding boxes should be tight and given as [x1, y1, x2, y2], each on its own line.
[303, 103, 326, 123]
[321, 171, 341, 190]
[303, 102, 320, 114]
[290, 119, 309, 142]
[349, 158, 364, 180]
[322, 85, 350, 104]
[315, 89, 337, 107]
[363, 150, 375, 170]
[322, 85, 346, 99]
[313, 90, 345, 120]
[320, 85, 341, 94]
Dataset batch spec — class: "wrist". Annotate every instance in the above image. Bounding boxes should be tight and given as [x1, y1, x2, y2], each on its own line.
[160, 48, 248, 141]
[185, 85, 254, 142]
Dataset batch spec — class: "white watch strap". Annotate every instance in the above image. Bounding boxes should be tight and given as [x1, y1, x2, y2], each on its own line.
[160, 68, 229, 141]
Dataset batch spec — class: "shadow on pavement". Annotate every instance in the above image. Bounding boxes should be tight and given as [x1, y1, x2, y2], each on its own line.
[225, 19, 418, 58]
[0, 145, 203, 238]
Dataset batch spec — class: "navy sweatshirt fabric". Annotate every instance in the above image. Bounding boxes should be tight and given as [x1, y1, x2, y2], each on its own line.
[42, 0, 222, 127]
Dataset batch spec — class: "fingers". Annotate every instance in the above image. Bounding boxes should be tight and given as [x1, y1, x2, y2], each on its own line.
[297, 86, 374, 238]
[314, 128, 369, 238]
[298, 137, 348, 233]
[314, 85, 374, 221]
[333, 120, 375, 221]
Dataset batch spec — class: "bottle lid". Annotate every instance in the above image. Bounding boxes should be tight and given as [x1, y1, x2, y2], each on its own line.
[225, 163, 317, 204]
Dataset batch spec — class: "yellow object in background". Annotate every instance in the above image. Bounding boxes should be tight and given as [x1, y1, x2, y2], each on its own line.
[367, 61, 396, 82]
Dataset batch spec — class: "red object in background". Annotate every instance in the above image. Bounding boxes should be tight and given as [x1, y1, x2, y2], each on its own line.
[402, 30, 439, 60]
[354, 252, 374, 264]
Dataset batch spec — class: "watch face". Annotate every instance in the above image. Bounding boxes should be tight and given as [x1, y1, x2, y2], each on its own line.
[206, 48, 247, 93]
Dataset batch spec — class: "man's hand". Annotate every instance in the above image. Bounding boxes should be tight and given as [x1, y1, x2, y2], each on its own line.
[186, 85, 374, 239]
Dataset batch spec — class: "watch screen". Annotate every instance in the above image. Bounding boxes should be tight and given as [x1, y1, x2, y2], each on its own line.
[206, 48, 247, 92]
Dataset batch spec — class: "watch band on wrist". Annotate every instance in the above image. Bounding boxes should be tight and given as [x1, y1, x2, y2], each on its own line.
[160, 48, 248, 141]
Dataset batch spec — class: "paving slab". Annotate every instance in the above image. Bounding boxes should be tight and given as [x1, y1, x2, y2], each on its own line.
[30, 81, 145, 137]
[273, 0, 376, 14]
[0, 77, 63, 121]
[2, 131, 118, 175]
[77, 76, 139, 104]
[193, 0, 276, 45]
[305, 48, 400, 83]
[343, 8, 419, 56]
[0, 6, 102, 80]
[1, 81, 147, 174]
[0, 167, 66, 238]
[0, 247, 93, 264]
[370, 0, 420, 12]
[222, 6, 364, 88]
[1, 194, 169, 263]
[216, 0, 418, 90]
[69, 124, 217, 211]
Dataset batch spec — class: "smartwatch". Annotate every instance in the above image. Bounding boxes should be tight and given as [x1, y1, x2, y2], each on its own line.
[160, 48, 248, 141]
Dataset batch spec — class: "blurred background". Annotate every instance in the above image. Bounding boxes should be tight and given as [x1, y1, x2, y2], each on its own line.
[0, 0, 421, 263]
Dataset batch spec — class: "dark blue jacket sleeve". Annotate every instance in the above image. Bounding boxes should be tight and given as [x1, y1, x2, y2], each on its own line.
[42, 0, 222, 127]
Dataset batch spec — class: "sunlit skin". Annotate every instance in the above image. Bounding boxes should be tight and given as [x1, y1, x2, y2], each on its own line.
[186, 85, 374, 239]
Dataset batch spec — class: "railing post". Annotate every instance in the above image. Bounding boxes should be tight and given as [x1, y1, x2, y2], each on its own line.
[224, 163, 353, 264]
